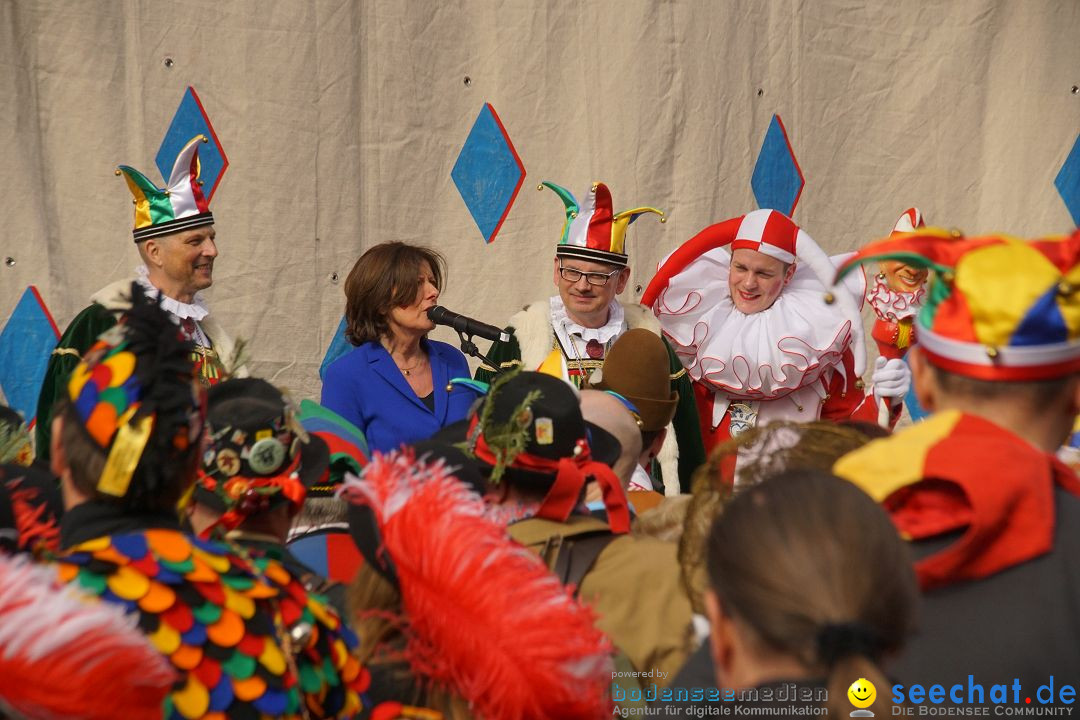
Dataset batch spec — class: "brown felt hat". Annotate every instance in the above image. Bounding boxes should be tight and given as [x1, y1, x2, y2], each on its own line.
[588, 328, 678, 432]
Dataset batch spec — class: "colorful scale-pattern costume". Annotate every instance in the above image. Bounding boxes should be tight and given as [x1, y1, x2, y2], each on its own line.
[54, 528, 370, 720]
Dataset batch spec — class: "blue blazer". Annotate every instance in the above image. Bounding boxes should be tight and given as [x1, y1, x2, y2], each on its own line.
[321, 339, 474, 455]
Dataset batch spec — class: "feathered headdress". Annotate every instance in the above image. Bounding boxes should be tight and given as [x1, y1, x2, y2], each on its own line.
[0, 555, 176, 720]
[0, 465, 62, 556]
[340, 450, 615, 720]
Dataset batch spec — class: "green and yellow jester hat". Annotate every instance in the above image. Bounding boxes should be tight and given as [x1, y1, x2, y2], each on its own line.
[116, 135, 215, 243]
[835, 227, 1080, 381]
[540, 181, 664, 267]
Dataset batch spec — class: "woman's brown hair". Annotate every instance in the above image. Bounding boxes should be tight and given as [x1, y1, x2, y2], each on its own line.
[343, 242, 447, 346]
[706, 469, 918, 717]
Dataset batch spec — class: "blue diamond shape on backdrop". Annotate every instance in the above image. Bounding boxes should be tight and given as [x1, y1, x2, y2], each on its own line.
[156, 86, 229, 200]
[0, 287, 60, 425]
[1055, 133, 1080, 226]
[451, 103, 526, 244]
[751, 114, 805, 216]
[320, 316, 352, 381]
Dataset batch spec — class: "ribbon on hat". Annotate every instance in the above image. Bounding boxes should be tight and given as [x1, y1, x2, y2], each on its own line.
[198, 453, 306, 535]
[471, 423, 630, 534]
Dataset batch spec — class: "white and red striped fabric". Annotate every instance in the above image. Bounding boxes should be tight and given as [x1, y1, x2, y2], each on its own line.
[891, 207, 925, 235]
[730, 209, 805, 264]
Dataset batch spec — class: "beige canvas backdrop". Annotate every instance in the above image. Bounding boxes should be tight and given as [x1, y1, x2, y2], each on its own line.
[2, 0, 1078, 405]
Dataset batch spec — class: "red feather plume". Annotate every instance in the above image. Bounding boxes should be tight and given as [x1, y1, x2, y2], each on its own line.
[0, 555, 176, 720]
[341, 450, 615, 720]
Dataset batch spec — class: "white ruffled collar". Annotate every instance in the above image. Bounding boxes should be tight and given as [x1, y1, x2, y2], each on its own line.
[135, 266, 209, 322]
[549, 295, 625, 345]
[652, 248, 860, 400]
[866, 273, 924, 321]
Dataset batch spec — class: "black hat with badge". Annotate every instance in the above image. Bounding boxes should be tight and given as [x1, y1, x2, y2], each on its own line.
[461, 370, 631, 533]
[194, 378, 328, 526]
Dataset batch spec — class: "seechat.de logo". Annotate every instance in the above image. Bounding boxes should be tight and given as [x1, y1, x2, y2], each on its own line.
[849, 678, 877, 717]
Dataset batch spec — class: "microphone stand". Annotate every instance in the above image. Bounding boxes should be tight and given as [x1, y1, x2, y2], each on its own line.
[456, 331, 508, 377]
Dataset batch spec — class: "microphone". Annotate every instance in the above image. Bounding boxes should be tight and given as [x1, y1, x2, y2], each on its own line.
[427, 306, 511, 343]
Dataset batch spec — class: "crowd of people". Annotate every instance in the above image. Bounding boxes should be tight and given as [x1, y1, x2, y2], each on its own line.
[1, 135, 1079, 719]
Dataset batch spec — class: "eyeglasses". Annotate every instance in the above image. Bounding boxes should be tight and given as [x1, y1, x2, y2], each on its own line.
[557, 264, 622, 287]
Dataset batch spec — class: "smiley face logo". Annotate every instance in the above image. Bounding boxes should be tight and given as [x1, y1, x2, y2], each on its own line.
[847, 678, 876, 715]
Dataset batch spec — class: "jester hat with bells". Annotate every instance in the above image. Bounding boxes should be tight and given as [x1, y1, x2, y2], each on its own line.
[835, 227, 1080, 381]
[117, 135, 214, 243]
[540, 181, 665, 267]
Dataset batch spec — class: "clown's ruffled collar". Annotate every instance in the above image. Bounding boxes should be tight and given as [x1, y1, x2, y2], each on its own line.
[866, 272, 924, 322]
[651, 249, 863, 400]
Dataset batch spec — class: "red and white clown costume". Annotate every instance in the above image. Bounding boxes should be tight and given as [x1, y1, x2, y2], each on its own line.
[642, 209, 908, 456]
[867, 208, 929, 360]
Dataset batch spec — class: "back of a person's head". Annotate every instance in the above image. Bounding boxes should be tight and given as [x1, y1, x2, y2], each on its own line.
[681, 420, 882, 613]
[706, 469, 918, 716]
[58, 282, 201, 514]
[927, 360, 1076, 412]
[579, 389, 643, 487]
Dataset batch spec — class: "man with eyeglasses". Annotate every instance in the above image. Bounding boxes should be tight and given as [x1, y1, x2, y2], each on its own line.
[475, 181, 705, 494]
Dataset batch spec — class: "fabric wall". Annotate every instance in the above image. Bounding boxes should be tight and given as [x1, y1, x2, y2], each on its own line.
[2, 0, 1078, 404]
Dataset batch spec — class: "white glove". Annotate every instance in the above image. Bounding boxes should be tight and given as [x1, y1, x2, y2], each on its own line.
[871, 356, 911, 404]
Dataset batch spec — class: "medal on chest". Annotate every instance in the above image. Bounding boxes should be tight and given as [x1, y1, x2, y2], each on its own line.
[729, 402, 758, 437]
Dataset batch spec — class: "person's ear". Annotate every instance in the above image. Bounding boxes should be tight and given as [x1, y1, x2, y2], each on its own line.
[553, 258, 561, 287]
[614, 267, 631, 294]
[51, 414, 88, 511]
[705, 589, 735, 683]
[49, 414, 68, 480]
[783, 262, 797, 285]
[1066, 373, 1080, 419]
[142, 237, 163, 269]
[648, 428, 667, 459]
[909, 347, 937, 412]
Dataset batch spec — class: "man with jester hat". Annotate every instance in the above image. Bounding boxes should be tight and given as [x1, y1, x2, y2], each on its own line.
[35, 135, 243, 461]
[642, 209, 911, 464]
[49, 285, 370, 719]
[475, 181, 705, 493]
[834, 226, 1080, 692]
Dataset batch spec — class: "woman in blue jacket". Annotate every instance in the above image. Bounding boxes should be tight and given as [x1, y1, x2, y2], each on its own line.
[322, 242, 475, 454]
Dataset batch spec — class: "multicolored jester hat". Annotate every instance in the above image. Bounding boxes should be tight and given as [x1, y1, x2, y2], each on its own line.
[835, 226, 1080, 381]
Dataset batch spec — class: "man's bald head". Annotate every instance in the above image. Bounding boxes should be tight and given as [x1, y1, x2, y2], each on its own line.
[580, 389, 643, 489]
